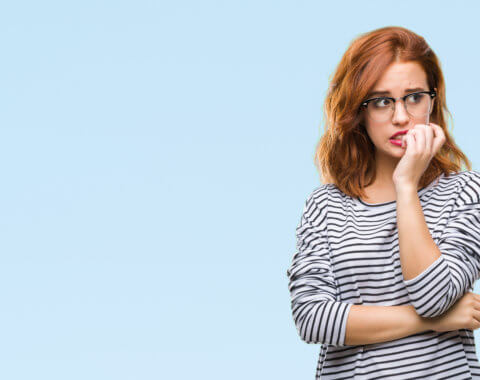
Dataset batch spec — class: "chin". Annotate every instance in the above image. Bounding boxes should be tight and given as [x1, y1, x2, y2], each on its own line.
[380, 142, 405, 158]
[390, 147, 405, 158]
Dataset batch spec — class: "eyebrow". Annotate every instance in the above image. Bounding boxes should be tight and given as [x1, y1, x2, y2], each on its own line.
[367, 87, 427, 97]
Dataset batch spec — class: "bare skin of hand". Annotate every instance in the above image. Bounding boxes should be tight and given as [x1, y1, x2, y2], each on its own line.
[427, 292, 480, 332]
[392, 123, 446, 189]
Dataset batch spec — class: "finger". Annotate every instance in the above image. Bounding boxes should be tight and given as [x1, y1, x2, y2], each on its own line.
[424, 124, 434, 154]
[429, 123, 446, 153]
[414, 125, 426, 153]
[428, 123, 442, 140]
[428, 122, 440, 136]
[404, 130, 415, 151]
[408, 129, 418, 153]
[473, 309, 480, 321]
[473, 320, 480, 331]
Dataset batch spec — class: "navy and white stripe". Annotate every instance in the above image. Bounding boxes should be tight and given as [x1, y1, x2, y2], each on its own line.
[287, 170, 480, 379]
[286, 188, 353, 346]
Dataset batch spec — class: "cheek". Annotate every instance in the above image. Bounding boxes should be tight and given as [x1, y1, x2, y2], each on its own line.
[362, 113, 385, 143]
[364, 125, 389, 147]
[364, 125, 379, 141]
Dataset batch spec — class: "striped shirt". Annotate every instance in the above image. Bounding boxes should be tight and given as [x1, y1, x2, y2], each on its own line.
[286, 169, 480, 379]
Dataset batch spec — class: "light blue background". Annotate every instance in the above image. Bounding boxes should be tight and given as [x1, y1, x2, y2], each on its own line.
[2, 1, 479, 379]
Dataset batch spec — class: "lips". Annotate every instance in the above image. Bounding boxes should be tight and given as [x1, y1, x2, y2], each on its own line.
[390, 130, 409, 139]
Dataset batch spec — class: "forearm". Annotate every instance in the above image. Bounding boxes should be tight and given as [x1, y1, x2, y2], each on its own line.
[396, 186, 441, 281]
[345, 304, 432, 345]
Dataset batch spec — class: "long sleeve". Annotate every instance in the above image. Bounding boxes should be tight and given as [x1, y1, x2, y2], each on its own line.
[403, 171, 480, 318]
[286, 190, 353, 346]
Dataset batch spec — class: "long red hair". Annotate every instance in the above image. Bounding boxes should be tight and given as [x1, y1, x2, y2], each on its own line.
[315, 25, 471, 200]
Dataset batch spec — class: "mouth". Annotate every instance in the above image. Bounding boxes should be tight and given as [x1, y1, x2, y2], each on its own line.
[389, 130, 409, 148]
[389, 130, 408, 140]
[389, 135, 406, 142]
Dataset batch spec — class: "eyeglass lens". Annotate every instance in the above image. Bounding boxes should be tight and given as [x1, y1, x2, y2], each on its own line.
[366, 93, 433, 121]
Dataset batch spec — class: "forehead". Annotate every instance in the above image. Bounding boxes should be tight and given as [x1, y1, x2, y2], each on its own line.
[370, 61, 428, 94]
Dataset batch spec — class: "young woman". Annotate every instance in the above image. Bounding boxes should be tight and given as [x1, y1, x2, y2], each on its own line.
[286, 26, 480, 379]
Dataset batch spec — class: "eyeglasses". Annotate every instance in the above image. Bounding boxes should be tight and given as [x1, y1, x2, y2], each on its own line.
[360, 90, 437, 122]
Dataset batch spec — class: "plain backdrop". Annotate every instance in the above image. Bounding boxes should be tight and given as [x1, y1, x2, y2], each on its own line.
[1, 1, 479, 379]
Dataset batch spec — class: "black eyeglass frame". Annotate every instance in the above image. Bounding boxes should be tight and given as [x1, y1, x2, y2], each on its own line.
[360, 90, 437, 110]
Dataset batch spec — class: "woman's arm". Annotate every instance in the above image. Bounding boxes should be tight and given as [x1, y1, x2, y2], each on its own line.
[345, 304, 431, 345]
[397, 171, 480, 318]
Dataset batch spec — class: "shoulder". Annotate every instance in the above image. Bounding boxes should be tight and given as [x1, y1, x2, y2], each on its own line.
[452, 169, 480, 182]
[461, 170, 480, 204]
[298, 184, 331, 227]
[445, 170, 480, 205]
[303, 184, 330, 212]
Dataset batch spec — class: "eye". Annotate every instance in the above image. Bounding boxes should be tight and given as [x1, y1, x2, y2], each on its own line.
[371, 97, 391, 108]
[406, 93, 425, 104]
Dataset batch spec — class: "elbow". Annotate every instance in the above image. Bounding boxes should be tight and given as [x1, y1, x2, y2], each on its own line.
[406, 268, 456, 318]
[294, 322, 349, 347]
[412, 303, 446, 318]
[291, 300, 351, 346]
[293, 306, 328, 345]
[296, 327, 322, 344]
[410, 285, 457, 318]
[295, 321, 332, 345]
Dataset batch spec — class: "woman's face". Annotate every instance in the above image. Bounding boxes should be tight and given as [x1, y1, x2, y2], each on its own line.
[362, 61, 434, 160]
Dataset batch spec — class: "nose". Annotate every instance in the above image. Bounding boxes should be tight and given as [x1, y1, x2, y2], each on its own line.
[391, 99, 410, 124]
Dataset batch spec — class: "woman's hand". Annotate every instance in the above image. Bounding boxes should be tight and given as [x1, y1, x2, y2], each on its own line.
[427, 292, 480, 332]
[392, 123, 446, 189]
